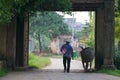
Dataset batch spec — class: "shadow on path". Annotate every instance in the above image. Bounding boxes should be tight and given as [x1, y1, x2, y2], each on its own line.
[0, 58, 120, 80]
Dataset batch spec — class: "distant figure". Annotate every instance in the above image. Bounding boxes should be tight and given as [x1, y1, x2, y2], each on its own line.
[80, 47, 94, 72]
[60, 41, 73, 73]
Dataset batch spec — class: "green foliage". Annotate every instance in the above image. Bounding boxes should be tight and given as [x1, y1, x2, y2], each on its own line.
[115, 0, 120, 40]
[110, 0, 120, 70]
[115, 16, 120, 41]
[97, 68, 120, 77]
[29, 52, 50, 68]
[29, 12, 70, 52]
[0, 0, 30, 23]
[30, 12, 69, 39]
[78, 12, 95, 47]
[115, 0, 120, 51]
[76, 23, 92, 39]
[0, 68, 11, 77]
[85, 12, 95, 47]
[0, 0, 72, 24]
[32, 0, 72, 11]
[0, 0, 14, 24]
[115, 0, 119, 12]
[40, 35, 51, 52]
[118, 0, 120, 12]
[114, 49, 120, 69]
[85, 31, 95, 48]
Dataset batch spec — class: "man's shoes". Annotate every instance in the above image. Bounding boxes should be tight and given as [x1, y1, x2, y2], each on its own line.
[67, 68, 70, 73]
[64, 69, 66, 72]
[64, 68, 70, 73]
[67, 70, 70, 73]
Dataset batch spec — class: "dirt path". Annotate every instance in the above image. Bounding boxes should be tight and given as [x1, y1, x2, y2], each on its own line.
[0, 58, 120, 80]
[42, 58, 83, 70]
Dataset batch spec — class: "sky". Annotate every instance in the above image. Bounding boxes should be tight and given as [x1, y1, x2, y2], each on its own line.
[57, 11, 89, 24]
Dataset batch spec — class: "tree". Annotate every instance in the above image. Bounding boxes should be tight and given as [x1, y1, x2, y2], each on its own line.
[75, 22, 92, 39]
[76, 12, 95, 48]
[115, 0, 120, 50]
[0, 0, 72, 24]
[85, 12, 95, 48]
[29, 12, 70, 52]
[115, 16, 120, 50]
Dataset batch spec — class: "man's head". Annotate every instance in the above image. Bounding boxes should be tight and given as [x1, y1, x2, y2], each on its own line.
[66, 40, 70, 44]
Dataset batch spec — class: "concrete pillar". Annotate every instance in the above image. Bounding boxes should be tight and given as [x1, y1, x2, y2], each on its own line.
[95, 0, 115, 70]
[95, 6, 104, 69]
[15, 13, 29, 69]
[102, 0, 115, 69]
[23, 14, 29, 67]
[15, 14, 24, 67]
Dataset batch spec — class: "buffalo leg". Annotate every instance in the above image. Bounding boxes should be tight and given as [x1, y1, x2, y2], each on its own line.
[85, 62, 88, 71]
[82, 60, 85, 70]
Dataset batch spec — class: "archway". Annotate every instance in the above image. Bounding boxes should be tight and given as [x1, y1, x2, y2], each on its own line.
[13, 0, 115, 70]
[73, 0, 115, 69]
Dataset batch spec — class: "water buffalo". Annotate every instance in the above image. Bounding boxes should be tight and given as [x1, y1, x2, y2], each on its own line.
[80, 47, 94, 72]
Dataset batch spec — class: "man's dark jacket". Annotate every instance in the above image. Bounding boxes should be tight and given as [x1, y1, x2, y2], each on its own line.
[61, 43, 73, 58]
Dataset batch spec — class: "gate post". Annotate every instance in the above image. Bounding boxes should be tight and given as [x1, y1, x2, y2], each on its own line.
[15, 13, 29, 69]
[23, 13, 29, 67]
[102, 0, 115, 69]
[95, 6, 104, 70]
[95, 0, 115, 70]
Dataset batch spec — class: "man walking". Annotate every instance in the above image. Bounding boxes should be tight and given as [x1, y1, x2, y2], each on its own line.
[60, 40, 73, 73]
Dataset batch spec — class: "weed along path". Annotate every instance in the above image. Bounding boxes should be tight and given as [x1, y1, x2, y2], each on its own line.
[0, 58, 120, 80]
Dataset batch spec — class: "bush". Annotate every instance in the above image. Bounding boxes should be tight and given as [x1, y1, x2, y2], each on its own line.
[0, 54, 5, 60]
[0, 68, 11, 77]
[29, 53, 50, 69]
[114, 49, 120, 69]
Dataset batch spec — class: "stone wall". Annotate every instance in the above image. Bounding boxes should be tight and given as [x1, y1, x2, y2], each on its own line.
[50, 38, 59, 54]
[0, 23, 16, 68]
[0, 25, 7, 59]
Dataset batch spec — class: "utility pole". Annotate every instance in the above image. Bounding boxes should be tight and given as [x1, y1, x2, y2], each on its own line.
[71, 12, 75, 47]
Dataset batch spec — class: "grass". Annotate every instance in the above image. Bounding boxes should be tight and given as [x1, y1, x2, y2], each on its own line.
[97, 68, 120, 77]
[0, 53, 50, 77]
[0, 68, 11, 77]
[29, 53, 50, 69]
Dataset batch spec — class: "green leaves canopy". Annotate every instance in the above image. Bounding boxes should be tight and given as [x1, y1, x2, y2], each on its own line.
[29, 12, 69, 39]
[115, 0, 120, 41]
[0, 0, 72, 24]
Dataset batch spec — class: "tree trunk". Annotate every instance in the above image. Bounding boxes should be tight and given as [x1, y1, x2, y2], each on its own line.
[38, 34, 42, 53]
